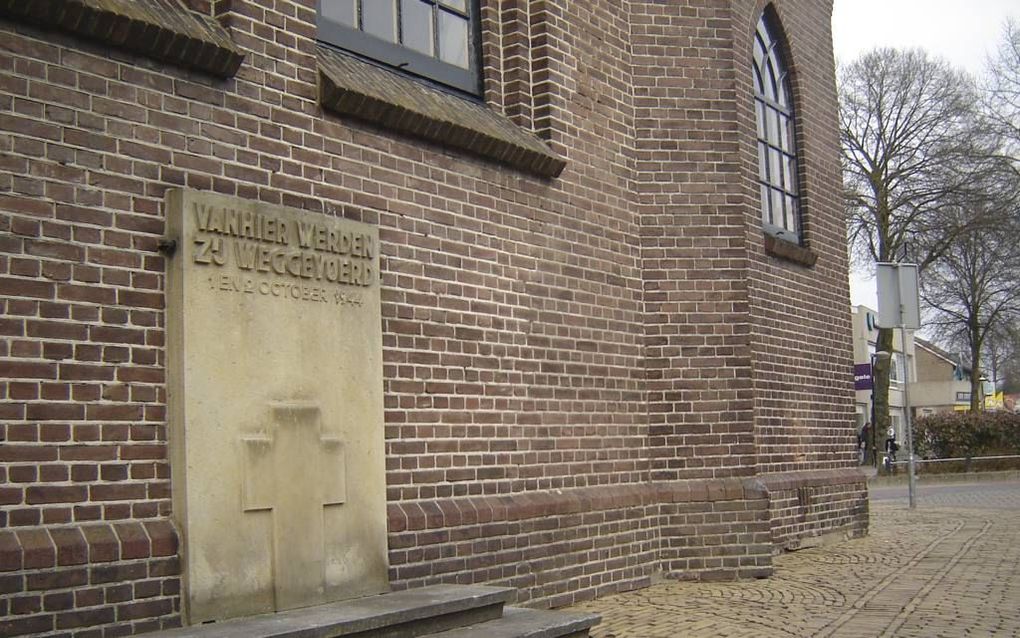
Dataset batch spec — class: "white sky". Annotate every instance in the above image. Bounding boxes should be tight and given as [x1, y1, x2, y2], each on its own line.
[831, 0, 1019, 308]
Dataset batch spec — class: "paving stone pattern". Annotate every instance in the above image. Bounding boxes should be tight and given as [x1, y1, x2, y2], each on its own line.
[571, 484, 1020, 637]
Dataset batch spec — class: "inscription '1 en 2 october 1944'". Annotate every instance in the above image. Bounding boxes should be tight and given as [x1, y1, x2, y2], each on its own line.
[189, 203, 376, 307]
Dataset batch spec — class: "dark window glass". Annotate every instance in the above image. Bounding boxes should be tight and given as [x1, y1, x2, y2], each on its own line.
[318, 0, 481, 96]
[752, 12, 801, 240]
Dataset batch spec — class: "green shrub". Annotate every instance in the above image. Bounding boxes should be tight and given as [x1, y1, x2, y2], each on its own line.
[914, 412, 1020, 459]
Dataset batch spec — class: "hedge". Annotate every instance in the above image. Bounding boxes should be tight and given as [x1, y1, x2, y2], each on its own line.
[914, 411, 1020, 459]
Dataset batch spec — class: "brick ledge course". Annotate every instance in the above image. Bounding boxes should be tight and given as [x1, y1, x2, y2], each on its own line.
[0, 520, 178, 572]
[763, 233, 819, 267]
[318, 45, 566, 179]
[0, 0, 243, 77]
[387, 478, 769, 533]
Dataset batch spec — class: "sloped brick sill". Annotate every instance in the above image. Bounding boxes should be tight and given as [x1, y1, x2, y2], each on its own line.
[764, 233, 818, 267]
[0, 520, 179, 571]
[0, 0, 243, 78]
[318, 45, 566, 179]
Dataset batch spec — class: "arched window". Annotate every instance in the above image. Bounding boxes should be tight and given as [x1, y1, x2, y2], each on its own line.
[752, 11, 801, 241]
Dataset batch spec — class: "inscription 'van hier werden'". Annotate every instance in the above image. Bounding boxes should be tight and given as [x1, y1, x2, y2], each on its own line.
[190, 203, 375, 287]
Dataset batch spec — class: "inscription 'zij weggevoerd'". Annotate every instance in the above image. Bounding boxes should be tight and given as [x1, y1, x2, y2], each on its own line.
[193, 203, 374, 279]
[189, 203, 376, 306]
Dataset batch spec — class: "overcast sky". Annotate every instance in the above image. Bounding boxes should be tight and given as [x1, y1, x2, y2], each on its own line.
[831, 0, 1018, 308]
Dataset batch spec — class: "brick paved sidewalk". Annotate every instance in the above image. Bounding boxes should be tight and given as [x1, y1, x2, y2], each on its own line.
[569, 497, 1020, 637]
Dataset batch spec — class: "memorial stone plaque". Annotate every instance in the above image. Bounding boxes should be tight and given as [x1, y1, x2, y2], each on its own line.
[165, 189, 388, 624]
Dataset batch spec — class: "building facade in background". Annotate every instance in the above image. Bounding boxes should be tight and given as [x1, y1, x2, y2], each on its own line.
[852, 305, 913, 442]
[0, 0, 865, 635]
[912, 338, 973, 415]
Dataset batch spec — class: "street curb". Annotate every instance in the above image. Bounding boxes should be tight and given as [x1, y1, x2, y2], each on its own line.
[868, 469, 1020, 487]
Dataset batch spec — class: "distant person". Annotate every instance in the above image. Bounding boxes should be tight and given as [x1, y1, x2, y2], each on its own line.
[884, 428, 899, 473]
[859, 422, 871, 465]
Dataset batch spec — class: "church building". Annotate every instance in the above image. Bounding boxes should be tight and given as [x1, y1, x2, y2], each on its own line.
[0, 0, 866, 635]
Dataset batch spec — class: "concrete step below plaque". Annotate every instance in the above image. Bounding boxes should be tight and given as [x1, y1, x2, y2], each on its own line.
[154, 584, 513, 637]
[429, 606, 600, 638]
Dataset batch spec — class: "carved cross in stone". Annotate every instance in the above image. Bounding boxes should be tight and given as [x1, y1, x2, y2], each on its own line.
[242, 402, 346, 611]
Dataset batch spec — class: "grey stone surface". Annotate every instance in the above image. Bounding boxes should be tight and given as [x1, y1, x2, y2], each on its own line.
[151, 585, 515, 637]
[430, 607, 600, 638]
[571, 480, 1020, 637]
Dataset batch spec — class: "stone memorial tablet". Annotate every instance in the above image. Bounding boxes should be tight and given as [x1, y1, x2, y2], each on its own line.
[165, 189, 388, 624]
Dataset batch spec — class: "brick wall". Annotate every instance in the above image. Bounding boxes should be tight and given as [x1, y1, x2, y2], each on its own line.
[387, 478, 774, 608]
[0, 0, 865, 635]
[632, 1, 758, 482]
[0, 522, 179, 636]
[760, 470, 869, 549]
[737, 0, 858, 473]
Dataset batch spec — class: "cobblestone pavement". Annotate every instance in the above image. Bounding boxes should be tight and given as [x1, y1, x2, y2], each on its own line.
[570, 481, 1020, 637]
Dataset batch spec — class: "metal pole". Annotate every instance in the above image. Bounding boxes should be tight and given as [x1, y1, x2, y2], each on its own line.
[902, 325, 917, 509]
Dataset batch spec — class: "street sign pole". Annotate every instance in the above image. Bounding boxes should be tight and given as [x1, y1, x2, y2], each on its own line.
[877, 263, 920, 510]
[901, 324, 917, 509]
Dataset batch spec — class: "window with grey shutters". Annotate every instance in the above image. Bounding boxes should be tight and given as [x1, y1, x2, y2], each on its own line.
[318, 0, 481, 96]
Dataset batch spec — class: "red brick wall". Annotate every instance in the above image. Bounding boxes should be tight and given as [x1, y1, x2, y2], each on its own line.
[0, 0, 864, 635]
[737, 0, 858, 473]
[383, 0, 647, 501]
[759, 470, 869, 548]
[633, 1, 758, 482]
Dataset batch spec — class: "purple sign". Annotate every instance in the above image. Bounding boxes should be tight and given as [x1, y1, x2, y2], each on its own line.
[854, 363, 873, 390]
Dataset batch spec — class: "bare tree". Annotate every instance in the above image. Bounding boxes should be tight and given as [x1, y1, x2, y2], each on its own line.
[923, 200, 1020, 411]
[984, 320, 1020, 395]
[990, 320, 1020, 395]
[985, 19, 1020, 177]
[839, 48, 996, 449]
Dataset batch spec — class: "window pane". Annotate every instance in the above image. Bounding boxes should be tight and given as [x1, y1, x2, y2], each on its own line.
[401, 0, 434, 56]
[321, 0, 357, 27]
[768, 148, 782, 186]
[778, 114, 791, 147]
[786, 196, 798, 231]
[755, 100, 767, 136]
[439, 9, 469, 68]
[440, 0, 467, 12]
[764, 59, 779, 101]
[784, 156, 798, 192]
[760, 185, 771, 224]
[758, 142, 768, 181]
[753, 66, 765, 95]
[774, 67, 787, 105]
[771, 189, 785, 227]
[753, 36, 765, 69]
[767, 108, 780, 144]
[363, 0, 397, 42]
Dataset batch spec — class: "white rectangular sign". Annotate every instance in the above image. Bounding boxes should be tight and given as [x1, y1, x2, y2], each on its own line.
[876, 262, 920, 329]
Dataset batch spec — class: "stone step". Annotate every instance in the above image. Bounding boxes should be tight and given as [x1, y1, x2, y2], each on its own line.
[153, 584, 514, 638]
[426, 607, 601, 638]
